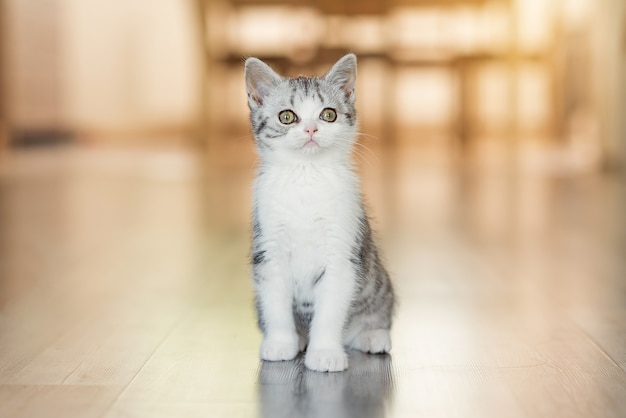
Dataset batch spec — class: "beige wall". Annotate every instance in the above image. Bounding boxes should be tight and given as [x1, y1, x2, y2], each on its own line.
[3, 0, 201, 137]
[3, 0, 64, 129]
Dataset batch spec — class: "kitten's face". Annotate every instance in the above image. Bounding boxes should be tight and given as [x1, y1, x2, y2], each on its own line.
[245, 54, 357, 160]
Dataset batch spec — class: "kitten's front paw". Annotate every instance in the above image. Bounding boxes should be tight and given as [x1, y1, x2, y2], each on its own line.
[260, 336, 299, 361]
[349, 329, 391, 354]
[305, 348, 348, 372]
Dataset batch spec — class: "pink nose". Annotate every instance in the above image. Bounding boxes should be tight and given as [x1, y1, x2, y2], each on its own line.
[304, 126, 318, 136]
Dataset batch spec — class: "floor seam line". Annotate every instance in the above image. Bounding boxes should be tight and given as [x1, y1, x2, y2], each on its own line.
[96, 309, 190, 417]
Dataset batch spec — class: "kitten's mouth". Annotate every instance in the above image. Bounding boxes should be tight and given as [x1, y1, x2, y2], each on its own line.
[302, 139, 320, 149]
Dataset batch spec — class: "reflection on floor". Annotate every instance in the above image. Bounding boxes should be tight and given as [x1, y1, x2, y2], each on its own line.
[0, 144, 625, 418]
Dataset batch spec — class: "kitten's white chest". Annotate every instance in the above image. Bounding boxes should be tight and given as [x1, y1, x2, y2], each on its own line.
[255, 163, 359, 287]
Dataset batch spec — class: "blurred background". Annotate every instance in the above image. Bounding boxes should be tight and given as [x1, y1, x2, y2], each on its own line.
[0, 0, 624, 166]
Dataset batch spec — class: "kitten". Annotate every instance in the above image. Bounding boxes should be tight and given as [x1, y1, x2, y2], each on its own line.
[244, 54, 394, 372]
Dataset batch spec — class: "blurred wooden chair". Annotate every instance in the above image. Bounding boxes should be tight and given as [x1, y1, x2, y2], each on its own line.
[197, 0, 566, 150]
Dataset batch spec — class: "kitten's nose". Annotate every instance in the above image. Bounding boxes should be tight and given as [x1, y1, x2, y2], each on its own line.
[304, 125, 318, 138]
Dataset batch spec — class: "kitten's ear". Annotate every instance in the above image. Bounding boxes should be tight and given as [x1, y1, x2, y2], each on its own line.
[324, 53, 357, 102]
[244, 58, 282, 106]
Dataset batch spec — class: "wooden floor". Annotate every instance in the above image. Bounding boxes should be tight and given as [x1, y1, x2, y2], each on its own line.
[0, 144, 625, 417]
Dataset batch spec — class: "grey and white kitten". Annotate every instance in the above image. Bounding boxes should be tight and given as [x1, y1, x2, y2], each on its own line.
[245, 54, 394, 372]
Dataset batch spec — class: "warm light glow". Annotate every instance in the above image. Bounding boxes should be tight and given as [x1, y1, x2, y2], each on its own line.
[232, 6, 321, 57]
[477, 2, 511, 52]
[517, 64, 550, 131]
[337, 16, 385, 53]
[515, 0, 553, 52]
[387, 8, 448, 55]
[475, 65, 511, 132]
[561, 0, 592, 31]
[448, 6, 480, 54]
[395, 69, 455, 127]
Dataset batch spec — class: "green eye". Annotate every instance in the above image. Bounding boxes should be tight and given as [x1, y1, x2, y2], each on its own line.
[278, 110, 298, 124]
[320, 108, 337, 122]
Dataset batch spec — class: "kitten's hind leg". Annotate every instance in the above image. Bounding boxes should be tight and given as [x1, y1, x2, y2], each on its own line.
[349, 329, 391, 354]
[344, 313, 393, 354]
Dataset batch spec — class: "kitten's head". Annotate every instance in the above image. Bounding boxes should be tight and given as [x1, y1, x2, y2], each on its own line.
[244, 54, 357, 161]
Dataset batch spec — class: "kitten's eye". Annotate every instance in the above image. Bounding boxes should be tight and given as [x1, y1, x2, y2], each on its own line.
[320, 108, 337, 123]
[278, 110, 298, 125]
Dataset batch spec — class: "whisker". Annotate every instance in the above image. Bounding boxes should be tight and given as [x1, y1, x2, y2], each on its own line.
[352, 148, 374, 169]
[354, 141, 380, 163]
[356, 132, 380, 142]
[330, 141, 374, 168]
[249, 155, 259, 170]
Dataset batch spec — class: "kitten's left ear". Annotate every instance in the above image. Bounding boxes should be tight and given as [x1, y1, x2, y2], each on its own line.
[324, 53, 357, 102]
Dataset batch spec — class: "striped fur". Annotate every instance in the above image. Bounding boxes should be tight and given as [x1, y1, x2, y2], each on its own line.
[245, 54, 394, 372]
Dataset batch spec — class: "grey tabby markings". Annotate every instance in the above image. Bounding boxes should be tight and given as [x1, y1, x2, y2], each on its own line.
[247, 76, 356, 146]
[347, 211, 394, 327]
[251, 211, 266, 278]
[312, 268, 326, 286]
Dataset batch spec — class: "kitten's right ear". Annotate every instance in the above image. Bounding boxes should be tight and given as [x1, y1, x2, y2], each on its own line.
[244, 58, 282, 106]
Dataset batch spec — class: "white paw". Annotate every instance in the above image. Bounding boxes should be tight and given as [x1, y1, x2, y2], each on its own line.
[349, 329, 391, 354]
[305, 348, 348, 372]
[260, 336, 299, 361]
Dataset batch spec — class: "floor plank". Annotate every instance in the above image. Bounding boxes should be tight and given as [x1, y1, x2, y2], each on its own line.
[0, 385, 123, 418]
[573, 309, 626, 373]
